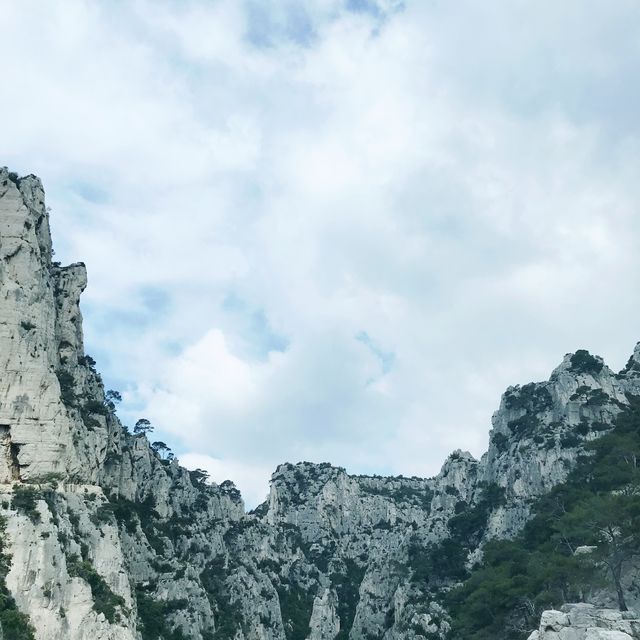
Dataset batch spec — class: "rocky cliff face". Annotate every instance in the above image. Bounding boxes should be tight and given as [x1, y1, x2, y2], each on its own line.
[1, 166, 639, 639]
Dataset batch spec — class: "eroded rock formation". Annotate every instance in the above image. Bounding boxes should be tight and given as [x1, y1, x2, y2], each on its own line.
[1, 166, 639, 639]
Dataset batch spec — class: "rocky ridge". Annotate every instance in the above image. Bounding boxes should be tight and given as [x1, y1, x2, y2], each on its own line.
[1, 166, 639, 639]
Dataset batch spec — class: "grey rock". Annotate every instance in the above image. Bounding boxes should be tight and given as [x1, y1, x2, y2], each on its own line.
[3, 167, 640, 639]
[529, 604, 640, 640]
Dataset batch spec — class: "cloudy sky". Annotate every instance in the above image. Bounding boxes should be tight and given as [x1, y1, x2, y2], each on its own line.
[3, 1, 640, 506]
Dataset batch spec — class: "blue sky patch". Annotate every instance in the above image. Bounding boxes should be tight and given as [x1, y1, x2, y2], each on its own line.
[356, 331, 395, 378]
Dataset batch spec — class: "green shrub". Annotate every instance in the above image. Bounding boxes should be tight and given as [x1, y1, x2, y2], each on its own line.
[67, 557, 125, 623]
[504, 383, 552, 412]
[569, 350, 604, 375]
[0, 604, 36, 639]
[492, 432, 509, 453]
[409, 537, 468, 585]
[277, 582, 314, 640]
[200, 557, 242, 640]
[135, 588, 188, 640]
[11, 486, 41, 524]
[56, 370, 76, 407]
[448, 483, 505, 546]
[446, 395, 640, 639]
[83, 399, 109, 416]
[331, 559, 366, 640]
[79, 354, 97, 368]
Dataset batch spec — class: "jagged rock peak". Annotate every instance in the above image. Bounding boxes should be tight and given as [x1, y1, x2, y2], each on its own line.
[0, 165, 90, 481]
[550, 348, 610, 380]
[620, 342, 640, 376]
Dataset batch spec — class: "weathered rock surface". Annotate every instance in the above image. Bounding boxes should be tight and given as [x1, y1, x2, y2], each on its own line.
[2, 166, 640, 639]
[528, 604, 640, 640]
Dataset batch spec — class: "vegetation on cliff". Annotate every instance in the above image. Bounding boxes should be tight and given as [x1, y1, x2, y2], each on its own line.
[446, 395, 640, 639]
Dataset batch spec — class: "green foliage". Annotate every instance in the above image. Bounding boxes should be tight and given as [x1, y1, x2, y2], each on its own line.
[105, 497, 137, 533]
[557, 493, 640, 611]
[200, 557, 243, 639]
[0, 606, 36, 639]
[447, 541, 594, 639]
[570, 387, 611, 407]
[492, 432, 509, 453]
[151, 441, 173, 461]
[107, 495, 166, 552]
[83, 399, 109, 416]
[331, 559, 366, 640]
[79, 354, 97, 368]
[504, 384, 554, 437]
[134, 418, 154, 436]
[409, 538, 468, 585]
[449, 484, 505, 547]
[504, 384, 553, 413]
[219, 480, 242, 503]
[106, 389, 122, 404]
[621, 356, 640, 375]
[91, 501, 117, 526]
[56, 369, 76, 407]
[135, 588, 188, 640]
[277, 582, 314, 640]
[569, 350, 604, 375]
[408, 483, 505, 589]
[507, 414, 539, 436]
[447, 395, 640, 639]
[67, 556, 125, 623]
[189, 468, 210, 488]
[11, 485, 41, 524]
[360, 483, 434, 508]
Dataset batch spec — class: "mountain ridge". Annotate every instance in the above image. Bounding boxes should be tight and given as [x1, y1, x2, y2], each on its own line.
[2, 166, 639, 639]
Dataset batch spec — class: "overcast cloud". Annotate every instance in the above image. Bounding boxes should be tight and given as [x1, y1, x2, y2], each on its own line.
[2, 1, 640, 506]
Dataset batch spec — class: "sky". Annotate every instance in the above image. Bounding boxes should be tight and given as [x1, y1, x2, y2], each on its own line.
[2, 0, 640, 507]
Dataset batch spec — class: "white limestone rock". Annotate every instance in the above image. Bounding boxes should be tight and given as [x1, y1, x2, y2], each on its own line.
[5, 166, 640, 639]
[529, 604, 640, 640]
[307, 589, 339, 640]
[1, 484, 137, 640]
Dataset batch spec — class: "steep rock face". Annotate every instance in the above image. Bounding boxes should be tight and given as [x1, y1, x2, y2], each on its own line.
[1, 484, 138, 640]
[0, 170, 84, 481]
[482, 350, 640, 538]
[0, 168, 244, 640]
[2, 166, 640, 640]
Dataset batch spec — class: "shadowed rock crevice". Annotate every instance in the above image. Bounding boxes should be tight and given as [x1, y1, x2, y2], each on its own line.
[0, 425, 20, 482]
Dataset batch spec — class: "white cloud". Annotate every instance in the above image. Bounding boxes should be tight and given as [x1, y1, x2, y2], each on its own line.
[2, 1, 640, 505]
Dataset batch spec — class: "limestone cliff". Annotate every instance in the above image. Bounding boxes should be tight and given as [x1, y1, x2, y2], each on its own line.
[1, 166, 640, 639]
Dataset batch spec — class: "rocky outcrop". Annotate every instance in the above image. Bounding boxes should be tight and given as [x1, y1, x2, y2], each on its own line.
[2, 166, 640, 639]
[0, 167, 244, 640]
[482, 349, 640, 539]
[529, 604, 640, 640]
[1, 483, 138, 640]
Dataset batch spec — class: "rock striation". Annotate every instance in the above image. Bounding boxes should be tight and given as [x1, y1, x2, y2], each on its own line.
[528, 604, 640, 640]
[1, 166, 640, 639]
